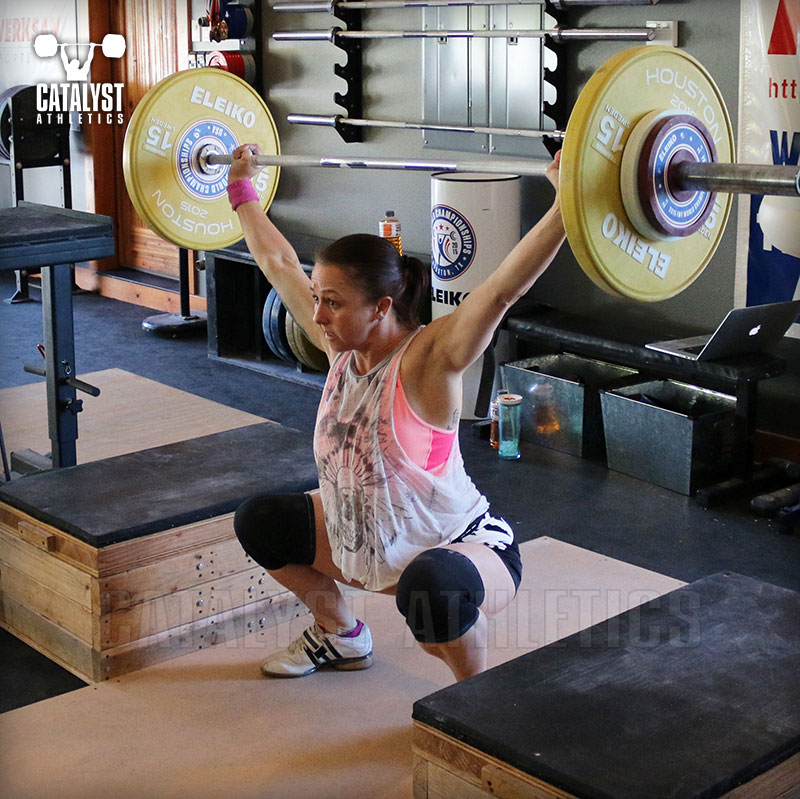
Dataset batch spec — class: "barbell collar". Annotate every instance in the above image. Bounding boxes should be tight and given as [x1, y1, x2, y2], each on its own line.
[287, 113, 342, 127]
[205, 150, 549, 176]
[286, 112, 565, 139]
[273, 26, 655, 42]
[673, 161, 800, 197]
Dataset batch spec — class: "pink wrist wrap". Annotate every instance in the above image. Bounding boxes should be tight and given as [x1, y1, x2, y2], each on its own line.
[227, 179, 259, 210]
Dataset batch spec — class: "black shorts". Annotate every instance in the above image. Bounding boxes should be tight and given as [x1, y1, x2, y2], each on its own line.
[449, 511, 523, 592]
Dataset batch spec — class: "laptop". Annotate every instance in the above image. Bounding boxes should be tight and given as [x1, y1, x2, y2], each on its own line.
[645, 300, 800, 361]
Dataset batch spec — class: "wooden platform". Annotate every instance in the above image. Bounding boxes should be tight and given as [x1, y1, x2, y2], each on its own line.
[412, 572, 800, 799]
[0, 367, 266, 465]
[0, 538, 685, 799]
[0, 373, 321, 681]
[0, 506, 303, 682]
[0, 422, 320, 681]
[412, 727, 800, 799]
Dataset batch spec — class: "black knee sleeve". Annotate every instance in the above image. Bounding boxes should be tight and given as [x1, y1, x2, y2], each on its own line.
[395, 548, 486, 644]
[233, 492, 315, 570]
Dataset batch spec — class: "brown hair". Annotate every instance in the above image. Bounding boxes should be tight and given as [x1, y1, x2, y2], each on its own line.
[316, 234, 429, 329]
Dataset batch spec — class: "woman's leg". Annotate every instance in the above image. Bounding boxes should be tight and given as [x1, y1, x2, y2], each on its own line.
[275, 491, 363, 633]
[235, 491, 375, 676]
[235, 490, 362, 633]
[413, 542, 517, 682]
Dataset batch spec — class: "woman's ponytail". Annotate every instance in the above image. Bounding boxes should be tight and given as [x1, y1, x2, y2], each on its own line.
[398, 254, 429, 328]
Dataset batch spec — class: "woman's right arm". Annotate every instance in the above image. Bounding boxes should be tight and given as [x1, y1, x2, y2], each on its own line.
[228, 144, 327, 355]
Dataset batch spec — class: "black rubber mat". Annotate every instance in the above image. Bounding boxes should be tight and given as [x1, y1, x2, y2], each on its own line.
[413, 572, 800, 799]
[0, 422, 318, 547]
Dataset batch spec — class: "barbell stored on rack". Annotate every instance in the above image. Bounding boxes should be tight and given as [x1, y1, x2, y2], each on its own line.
[121, 46, 800, 302]
[287, 113, 565, 140]
[272, 26, 656, 43]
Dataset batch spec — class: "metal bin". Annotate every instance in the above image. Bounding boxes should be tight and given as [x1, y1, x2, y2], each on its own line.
[501, 353, 639, 460]
[600, 379, 739, 495]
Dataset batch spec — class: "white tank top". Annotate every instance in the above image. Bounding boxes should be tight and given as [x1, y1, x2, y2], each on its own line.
[313, 329, 489, 590]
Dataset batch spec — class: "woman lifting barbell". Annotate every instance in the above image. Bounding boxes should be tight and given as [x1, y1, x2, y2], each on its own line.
[227, 144, 566, 682]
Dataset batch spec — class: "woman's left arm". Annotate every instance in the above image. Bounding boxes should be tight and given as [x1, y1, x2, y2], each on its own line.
[428, 154, 566, 375]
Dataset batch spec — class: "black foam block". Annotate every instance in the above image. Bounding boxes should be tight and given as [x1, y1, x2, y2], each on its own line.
[0, 203, 114, 271]
[413, 572, 800, 799]
[0, 423, 318, 547]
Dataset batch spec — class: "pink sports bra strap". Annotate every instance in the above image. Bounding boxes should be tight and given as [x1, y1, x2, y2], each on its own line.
[393, 374, 456, 472]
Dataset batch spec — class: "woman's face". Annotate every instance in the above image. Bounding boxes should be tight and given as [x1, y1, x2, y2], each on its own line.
[310, 263, 381, 352]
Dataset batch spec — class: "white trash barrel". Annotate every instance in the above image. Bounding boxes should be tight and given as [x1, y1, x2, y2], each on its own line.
[431, 173, 521, 419]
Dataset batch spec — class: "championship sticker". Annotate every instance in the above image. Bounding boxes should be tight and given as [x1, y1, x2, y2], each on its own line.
[431, 205, 476, 281]
[176, 119, 237, 199]
[651, 121, 714, 232]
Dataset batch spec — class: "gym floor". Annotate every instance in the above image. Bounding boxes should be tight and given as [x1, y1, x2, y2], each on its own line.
[1, 269, 799, 714]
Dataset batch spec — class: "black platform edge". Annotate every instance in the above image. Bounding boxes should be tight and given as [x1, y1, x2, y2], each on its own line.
[9, 202, 113, 242]
[412, 572, 800, 799]
[0, 203, 115, 272]
[0, 422, 318, 548]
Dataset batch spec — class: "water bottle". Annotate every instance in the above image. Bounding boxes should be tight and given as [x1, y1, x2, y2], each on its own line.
[379, 211, 403, 255]
[489, 389, 509, 451]
[498, 393, 523, 460]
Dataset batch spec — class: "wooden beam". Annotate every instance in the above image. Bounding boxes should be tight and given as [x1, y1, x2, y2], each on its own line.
[85, 0, 120, 272]
[74, 268, 207, 313]
[84, 0, 199, 285]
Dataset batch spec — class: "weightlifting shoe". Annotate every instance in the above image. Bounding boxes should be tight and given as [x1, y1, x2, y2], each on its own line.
[261, 620, 373, 677]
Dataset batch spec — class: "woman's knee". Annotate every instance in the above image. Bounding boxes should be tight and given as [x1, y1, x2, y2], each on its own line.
[395, 548, 486, 644]
[233, 492, 316, 570]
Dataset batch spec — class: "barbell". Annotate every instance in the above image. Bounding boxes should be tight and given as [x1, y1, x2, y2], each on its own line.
[121, 45, 800, 302]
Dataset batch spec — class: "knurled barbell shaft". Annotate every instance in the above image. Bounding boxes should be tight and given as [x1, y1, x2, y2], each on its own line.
[673, 161, 800, 197]
[205, 152, 550, 176]
[205, 151, 800, 195]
